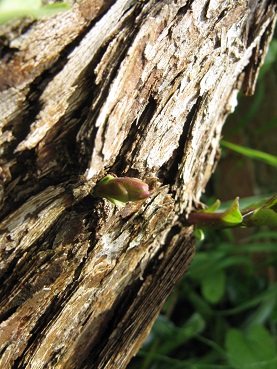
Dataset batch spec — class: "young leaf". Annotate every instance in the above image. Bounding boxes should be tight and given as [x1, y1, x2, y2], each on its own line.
[242, 195, 277, 227]
[202, 199, 221, 213]
[221, 197, 243, 226]
[93, 175, 150, 207]
[188, 197, 243, 228]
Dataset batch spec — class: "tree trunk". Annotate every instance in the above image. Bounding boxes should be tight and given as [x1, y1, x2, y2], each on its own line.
[0, 1, 276, 368]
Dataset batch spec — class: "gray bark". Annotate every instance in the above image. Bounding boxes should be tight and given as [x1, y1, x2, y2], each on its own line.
[0, 0, 276, 368]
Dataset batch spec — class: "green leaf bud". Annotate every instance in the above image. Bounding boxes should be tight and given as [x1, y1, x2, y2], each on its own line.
[93, 175, 150, 206]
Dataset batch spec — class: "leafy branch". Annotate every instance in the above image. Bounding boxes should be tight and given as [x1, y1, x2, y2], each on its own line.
[187, 195, 277, 240]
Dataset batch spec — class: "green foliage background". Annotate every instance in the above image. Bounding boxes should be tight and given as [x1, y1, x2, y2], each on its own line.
[128, 32, 277, 369]
[0, 0, 69, 24]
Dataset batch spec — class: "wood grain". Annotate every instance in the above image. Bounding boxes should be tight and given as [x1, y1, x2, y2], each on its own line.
[0, 1, 276, 368]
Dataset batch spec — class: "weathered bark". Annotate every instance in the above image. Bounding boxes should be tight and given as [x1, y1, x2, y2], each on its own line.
[0, 0, 276, 368]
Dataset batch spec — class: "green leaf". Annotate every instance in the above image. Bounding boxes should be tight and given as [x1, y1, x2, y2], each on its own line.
[221, 140, 277, 167]
[221, 197, 243, 226]
[151, 313, 205, 355]
[226, 326, 277, 369]
[243, 295, 277, 329]
[193, 228, 205, 241]
[243, 195, 277, 227]
[201, 269, 226, 304]
[0, 0, 70, 24]
[203, 199, 221, 213]
[239, 195, 276, 213]
[245, 208, 277, 227]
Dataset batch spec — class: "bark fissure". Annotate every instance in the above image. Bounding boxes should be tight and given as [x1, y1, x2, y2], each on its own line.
[113, 96, 158, 174]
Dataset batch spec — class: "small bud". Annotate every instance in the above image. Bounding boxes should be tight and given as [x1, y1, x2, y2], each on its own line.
[93, 175, 150, 206]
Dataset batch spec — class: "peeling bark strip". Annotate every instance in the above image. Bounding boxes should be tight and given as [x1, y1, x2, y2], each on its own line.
[0, 0, 276, 368]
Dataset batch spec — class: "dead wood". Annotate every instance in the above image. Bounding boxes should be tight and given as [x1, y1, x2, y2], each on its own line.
[0, 0, 276, 368]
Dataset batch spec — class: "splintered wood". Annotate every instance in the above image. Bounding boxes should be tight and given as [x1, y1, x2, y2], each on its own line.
[0, 1, 276, 368]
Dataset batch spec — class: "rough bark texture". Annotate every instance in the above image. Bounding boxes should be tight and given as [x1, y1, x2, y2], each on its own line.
[0, 1, 276, 368]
